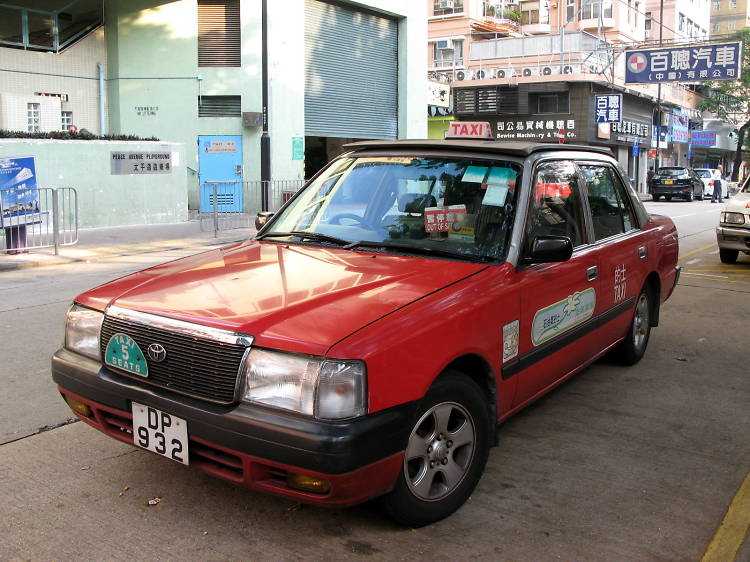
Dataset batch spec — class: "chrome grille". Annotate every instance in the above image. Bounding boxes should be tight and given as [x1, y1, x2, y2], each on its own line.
[100, 315, 249, 404]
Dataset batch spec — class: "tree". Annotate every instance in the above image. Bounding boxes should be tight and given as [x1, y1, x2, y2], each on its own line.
[698, 29, 750, 181]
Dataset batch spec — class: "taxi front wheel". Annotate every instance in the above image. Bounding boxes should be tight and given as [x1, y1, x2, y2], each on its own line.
[612, 286, 652, 366]
[379, 371, 490, 527]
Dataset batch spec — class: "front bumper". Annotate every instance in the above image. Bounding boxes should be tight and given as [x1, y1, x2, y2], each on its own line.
[52, 348, 415, 506]
[716, 225, 750, 251]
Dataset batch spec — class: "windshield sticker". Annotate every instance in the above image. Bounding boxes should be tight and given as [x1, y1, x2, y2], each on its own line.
[358, 157, 414, 165]
[425, 205, 467, 233]
[532, 288, 596, 346]
[482, 185, 508, 207]
[487, 167, 516, 186]
[503, 320, 520, 362]
[462, 166, 488, 183]
[448, 213, 476, 239]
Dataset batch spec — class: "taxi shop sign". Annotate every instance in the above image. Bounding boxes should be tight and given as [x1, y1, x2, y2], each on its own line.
[624, 42, 742, 84]
[446, 121, 492, 139]
[594, 94, 622, 123]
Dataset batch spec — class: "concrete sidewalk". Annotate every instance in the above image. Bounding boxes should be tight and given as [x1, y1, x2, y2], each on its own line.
[0, 220, 257, 272]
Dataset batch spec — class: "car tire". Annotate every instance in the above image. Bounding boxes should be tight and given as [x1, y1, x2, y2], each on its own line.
[719, 248, 739, 264]
[686, 191, 694, 202]
[611, 286, 653, 366]
[653, 194, 661, 201]
[665, 195, 672, 201]
[379, 371, 490, 528]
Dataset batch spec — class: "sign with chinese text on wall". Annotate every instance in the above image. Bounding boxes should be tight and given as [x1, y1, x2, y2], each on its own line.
[495, 117, 578, 142]
[594, 94, 622, 123]
[691, 130, 717, 146]
[111, 152, 173, 175]
[0, 156, 40, 227]
[624, 42, 742, 83]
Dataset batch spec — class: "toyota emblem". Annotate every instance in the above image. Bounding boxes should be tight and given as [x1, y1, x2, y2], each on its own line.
[147, 343, 167, 363]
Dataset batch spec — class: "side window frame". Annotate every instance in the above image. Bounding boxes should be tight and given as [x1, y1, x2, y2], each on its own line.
[577, 161, 640, 242]
[523, 158, 591, 256]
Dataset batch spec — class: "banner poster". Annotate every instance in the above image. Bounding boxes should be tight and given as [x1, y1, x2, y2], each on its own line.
[0, 156, 40, 228]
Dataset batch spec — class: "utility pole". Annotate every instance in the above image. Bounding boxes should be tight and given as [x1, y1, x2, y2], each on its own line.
[654, 0, 664, 170]
[260, 0, 271, 212]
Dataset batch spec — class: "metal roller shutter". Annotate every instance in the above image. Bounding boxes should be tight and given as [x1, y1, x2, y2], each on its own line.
[304, 0, 398, 139]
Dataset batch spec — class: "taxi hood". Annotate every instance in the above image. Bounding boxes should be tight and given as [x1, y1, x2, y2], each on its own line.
[723, 190, 750, 213]
[78, 241, 486, 356]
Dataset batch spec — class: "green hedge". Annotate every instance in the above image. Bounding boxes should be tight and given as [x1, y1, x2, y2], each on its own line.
[0, 130, 159, 141]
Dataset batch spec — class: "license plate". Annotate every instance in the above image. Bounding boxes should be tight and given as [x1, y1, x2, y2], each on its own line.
[132, 402, 189, 465]
[665, 180, 674, 184]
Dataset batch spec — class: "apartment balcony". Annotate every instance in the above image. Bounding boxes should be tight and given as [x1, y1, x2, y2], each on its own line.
[578, 17, 616, 30]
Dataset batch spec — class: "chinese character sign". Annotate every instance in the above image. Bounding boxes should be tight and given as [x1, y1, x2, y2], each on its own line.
[670, 110, 690, 144]
[0, 156, 40, 225]
[594, 94, 622, 123]
[624, 42, 742, 83]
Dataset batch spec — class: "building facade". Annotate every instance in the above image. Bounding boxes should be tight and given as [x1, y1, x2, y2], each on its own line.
[1, 0, 427, 216]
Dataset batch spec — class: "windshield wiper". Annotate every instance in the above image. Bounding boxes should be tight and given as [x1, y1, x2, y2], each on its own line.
[343, 240, 491, 262]
[256, 231, 350, 246]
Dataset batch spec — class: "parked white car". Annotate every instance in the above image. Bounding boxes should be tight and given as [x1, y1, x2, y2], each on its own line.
[716, 177, 750, 263]
[695, 168, 728, 199]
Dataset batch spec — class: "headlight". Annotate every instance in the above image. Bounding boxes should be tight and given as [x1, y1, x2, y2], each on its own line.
[65, 304, 104, 360]
[721, 212, 746, 225]
[242, 349, 366, 420]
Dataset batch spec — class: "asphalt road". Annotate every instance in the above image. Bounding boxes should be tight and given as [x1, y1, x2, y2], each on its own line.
[1, 201, 748, 560]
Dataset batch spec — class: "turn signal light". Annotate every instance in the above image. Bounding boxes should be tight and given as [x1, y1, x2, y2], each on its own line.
[64, 395, 93, 418]
[287, 472, 331, 494]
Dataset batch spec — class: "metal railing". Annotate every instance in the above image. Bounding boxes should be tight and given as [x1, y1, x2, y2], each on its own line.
[0, 187, 78, 254]
[200, 180, 305, 235]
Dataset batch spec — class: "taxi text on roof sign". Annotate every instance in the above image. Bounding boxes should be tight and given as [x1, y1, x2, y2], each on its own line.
[624, 42, 742, 84]
[446, 121, 493, 139]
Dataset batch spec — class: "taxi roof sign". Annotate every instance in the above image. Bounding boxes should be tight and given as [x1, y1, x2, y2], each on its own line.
[446, 121, 493, 139]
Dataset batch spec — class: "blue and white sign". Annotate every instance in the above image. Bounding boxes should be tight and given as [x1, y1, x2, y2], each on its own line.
[594, 94, 622, 123]
[625, 42, 742, 84]
[0, 156, 39, 227]
[691, 130, 717, 146]
[632, 140, 640, 157]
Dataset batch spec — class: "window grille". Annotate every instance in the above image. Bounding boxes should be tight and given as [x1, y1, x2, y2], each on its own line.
[28, 103, 41, 133]
[198, 95, 241, 117]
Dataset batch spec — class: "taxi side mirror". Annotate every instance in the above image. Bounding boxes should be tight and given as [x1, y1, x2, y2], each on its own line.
[525, 235, 573, 263]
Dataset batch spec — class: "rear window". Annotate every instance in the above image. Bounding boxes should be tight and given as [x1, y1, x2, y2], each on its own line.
[694, 170, 711, 178]
[657, 168, 689, 177]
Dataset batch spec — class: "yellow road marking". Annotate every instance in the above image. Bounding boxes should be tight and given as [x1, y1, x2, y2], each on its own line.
[702, 473, 750, 562]
[681, 274, 750, 286]
[679, 243, 718, 261]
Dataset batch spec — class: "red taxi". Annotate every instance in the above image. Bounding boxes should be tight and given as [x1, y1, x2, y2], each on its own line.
[52, 140, 680, 527]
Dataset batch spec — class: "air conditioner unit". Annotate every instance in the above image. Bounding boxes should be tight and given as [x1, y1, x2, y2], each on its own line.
[436, 39, 453, 50]
[496, 68, 508, 78]
[455, 69, 474, 81]
[563, 65, 574, 74]
[541, 66, 555, 76]
[522, 67, 537, 77]
[475, 68, 495, 80]
[588, 64, 601, 74]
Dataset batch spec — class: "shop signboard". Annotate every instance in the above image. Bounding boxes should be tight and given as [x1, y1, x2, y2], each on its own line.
[0, 156, 40, 228]
[495, 116, 578, 142]
[594, 94, 622, 123]
[691, 130, 717, 146]
[625, 42, 742, 84]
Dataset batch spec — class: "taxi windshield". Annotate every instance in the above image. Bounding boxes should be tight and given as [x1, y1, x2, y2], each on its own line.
[260, 156, 522, 261]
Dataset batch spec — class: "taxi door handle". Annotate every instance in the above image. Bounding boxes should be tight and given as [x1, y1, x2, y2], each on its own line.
[587, 266, 598, 282]
[638, 246, 647, 259]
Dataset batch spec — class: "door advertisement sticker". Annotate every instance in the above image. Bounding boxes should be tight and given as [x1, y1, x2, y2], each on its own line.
[532, 288, 596, 346]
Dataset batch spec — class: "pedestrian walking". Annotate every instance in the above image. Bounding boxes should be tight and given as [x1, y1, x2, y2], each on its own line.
[711, 175, 724, 203]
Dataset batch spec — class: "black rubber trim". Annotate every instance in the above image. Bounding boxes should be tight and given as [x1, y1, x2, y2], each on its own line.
[502, 296, 635, 380]
[51, 348, 418, 474]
